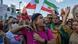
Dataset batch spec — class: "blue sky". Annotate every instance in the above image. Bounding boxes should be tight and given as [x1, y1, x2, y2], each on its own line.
[52, 0, 78, 10]
[3, 0, 78, 9]
[3, 0, 78, 16]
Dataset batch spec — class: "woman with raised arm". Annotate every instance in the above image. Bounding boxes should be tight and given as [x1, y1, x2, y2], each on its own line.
[60, 7, 72, 44]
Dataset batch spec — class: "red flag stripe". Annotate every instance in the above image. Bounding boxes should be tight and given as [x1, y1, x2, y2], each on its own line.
[25, 3, 53, 13]
[26, 3, 36, 9]
[41, 6, 53, 13]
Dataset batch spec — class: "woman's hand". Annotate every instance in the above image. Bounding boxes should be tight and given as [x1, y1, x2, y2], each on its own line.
[33, 33, 45, 42]
[65, 7, 70, 15]
[62, 7, 70, 25]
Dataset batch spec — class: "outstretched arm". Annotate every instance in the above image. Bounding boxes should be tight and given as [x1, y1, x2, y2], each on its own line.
[61, 7, 70, 25]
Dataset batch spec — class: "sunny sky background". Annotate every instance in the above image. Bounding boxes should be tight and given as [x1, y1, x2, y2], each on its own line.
[3, 0, 78, 16]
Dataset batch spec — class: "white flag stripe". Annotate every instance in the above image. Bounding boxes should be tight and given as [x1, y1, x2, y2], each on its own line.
[35, 0, 44, 13]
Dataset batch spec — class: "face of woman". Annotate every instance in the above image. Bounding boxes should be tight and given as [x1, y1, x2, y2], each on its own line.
[47, 17, 52, 23]
[73, 7, 78, 21]
[44, 17, 50, 24]
[74, 13, 78, 21]
[52, 15, 59, 24]
[72, 21, 78, 33]
[35, 15, 44, 27]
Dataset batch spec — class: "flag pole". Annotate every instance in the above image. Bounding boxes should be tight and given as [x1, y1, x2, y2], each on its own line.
[18, 0, 22, 13]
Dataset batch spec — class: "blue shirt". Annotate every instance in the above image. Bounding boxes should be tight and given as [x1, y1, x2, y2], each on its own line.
[0, 36, 4, 44]
[6, 31, 20, 44]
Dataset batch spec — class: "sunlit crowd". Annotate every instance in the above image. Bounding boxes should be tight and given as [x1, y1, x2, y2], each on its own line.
[0, 5, 78, 44]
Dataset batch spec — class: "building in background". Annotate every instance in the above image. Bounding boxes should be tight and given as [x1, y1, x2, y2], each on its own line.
[7, 4, 17, 18]
[0, 0, 17, 20]
[0, 0, 3, 5]
[0, 0, 8, 20]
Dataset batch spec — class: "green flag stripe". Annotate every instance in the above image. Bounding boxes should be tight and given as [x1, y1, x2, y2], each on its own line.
[44, 0, 57, 10]
[35, 0, 39, 3]
[18, 0, 22, 2]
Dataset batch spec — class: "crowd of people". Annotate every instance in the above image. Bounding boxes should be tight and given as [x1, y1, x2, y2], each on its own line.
[0, 5, 78, 44]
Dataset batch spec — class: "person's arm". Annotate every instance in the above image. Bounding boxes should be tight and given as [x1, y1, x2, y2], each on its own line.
[10, 25, 32, 33]
[47, 30, 57, 44]
[33, 33, 45, 44]
[4, 36, 10, 44]
[34, 35, 56, 44]
[33, 32, 57, 44]
[0, 30, 10, 44]
[10, 25, 23, 33]
[61, 7, 70, 25]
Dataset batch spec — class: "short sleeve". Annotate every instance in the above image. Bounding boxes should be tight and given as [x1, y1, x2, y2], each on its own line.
[6, 31, 14, 39]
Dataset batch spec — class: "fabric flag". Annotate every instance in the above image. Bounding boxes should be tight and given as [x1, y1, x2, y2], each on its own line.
[44, 0, 57, 10]
[25, 0, 53, 13]
[26, 3, 36, 9]
[35, 0, 39, 3]
[41, 6, 53, 13]
[35, 0, 44, 13]
[35, 0, 57, 11]
[26, 0, 36, 9]
[34, 0, 57, 13]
